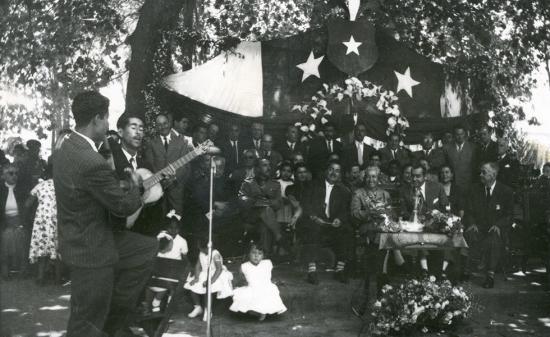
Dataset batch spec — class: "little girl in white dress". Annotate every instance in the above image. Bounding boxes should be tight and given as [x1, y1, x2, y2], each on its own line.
[184, 237, 233, 321]
[230, 243, 287, 320]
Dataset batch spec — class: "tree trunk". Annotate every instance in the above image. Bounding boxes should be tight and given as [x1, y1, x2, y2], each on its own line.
[125, 0, 186, 118]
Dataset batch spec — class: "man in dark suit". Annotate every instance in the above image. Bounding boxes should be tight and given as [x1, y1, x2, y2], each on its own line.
[475, 126, 498, 165]
[307, 123, 343, 179]
[380, 133, 411, 170]
[465, 162, 514, 288]
[413, 132, 446, 171]
[110, 113, 164, 237]
[400, 165, 449, 274]
[301, 161, 351, 284]
[444, 126, 476, 191]
[53, 91, 157, 337]
[218, 124, 243, 175]
[496, 138, 520, 190]
[242, 122, 264, 157]
[343, 123, 375, 170]
[278, 125, 307, 161]
[144, 113, 193, 214]
[259, 134, 283, 169]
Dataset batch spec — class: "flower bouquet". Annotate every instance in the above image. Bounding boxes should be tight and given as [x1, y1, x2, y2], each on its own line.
[370, 277, 472, 336]
[423, 210, 463, 236]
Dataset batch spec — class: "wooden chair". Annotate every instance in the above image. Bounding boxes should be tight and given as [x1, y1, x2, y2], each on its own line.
[136, 257, 189, 337]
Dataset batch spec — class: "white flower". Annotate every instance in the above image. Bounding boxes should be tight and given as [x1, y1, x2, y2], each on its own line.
[312, 96, 318, 102]
[488, 110, 495, 118]
[344, 89, 353, 97]
[429, 276, 436, 282]
[318, 99, 327, 108]
[374, 301, 382, 308]
[487, 120, 495, 128]
[388, 116, 397, 127]
[291, 105, 302, 112]
[309, 124, 316, 132]
[301, 104, 309, 112]
[345, 78, 353, 85]
[294, 122, 302, 127]
[321, 117, 328, 124]
[322, 83, 329, 92]
[310, 112, 318, 120]
[324, 109, 332, 116]
[300, 125, 309, 132]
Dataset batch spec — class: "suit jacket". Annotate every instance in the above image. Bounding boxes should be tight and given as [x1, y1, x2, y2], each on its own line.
[143, 134, 193, 212]
[238, 178, 282, 227]
[412, 148, 446, 170]
[52, 133, 142, 268]
[380, 146, 411, 169]
[277, 141, 307, 161]
[0, 183, 27, 230]
[219, 139, 244, 174]
[343, 142, 375, 169]
[307, 137, 343, 175]
[497, 154, 520, 189]
[475, 141, 499, 165]
[260, 150, 283, 169]
[302, 181, 351, 227]
[465, 181, 514, 232]
[444, 141, 475, 188]
[399, 181, 449, 220]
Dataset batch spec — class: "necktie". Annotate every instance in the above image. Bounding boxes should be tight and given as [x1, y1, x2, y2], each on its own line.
[255, 140, 260, 150]
[233, 141, 239, 164]
[392, 150, 396, 159]
[130, 157, 137, 170]
[290, 142, 295, 151]
[486, 187, 491, 202]
[425, 150, 429, 157]
[327, 140, 333, 153]
[415, 187, 424, 213]
[163, 136, 168, 151]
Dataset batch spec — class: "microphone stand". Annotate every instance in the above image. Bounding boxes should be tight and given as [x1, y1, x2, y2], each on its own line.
[206, 155, 216, 337]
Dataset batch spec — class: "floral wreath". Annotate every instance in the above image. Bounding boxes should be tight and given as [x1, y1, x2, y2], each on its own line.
[291, 77, 409, 140]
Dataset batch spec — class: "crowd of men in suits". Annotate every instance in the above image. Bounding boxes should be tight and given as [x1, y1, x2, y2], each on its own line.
[2, 91, 544, 336]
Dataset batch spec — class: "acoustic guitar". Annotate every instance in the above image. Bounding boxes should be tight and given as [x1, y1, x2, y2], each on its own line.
[126, 140, 218, 227]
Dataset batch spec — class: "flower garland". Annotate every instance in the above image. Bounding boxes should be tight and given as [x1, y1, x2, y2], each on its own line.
[292, 77, 409, 138]
[371, 277, 472, 336]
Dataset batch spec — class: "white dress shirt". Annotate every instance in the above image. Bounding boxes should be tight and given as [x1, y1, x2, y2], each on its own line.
[356, 141, 364, 166]
[121, 147, 138, 170]
[5, 183, 18, 217]
[324, 180, 334, 218]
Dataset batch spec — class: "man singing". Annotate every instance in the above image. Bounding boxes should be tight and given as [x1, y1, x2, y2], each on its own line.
[53, 91, 157, 337]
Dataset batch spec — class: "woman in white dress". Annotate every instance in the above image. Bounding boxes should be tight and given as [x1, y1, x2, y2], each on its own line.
[230, 243, 287, 320]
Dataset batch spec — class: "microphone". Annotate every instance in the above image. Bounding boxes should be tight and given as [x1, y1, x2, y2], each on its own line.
[206, 145, 222, 155]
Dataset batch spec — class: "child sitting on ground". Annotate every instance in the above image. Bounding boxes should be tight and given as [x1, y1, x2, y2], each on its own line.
[184, 236, 233, 321]
[143, 210, 188, 314]
[230, 243, 287, 320]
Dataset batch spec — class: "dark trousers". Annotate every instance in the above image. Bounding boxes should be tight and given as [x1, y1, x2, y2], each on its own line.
[66, 231, 158, 337]
[299, 220, 351, 264]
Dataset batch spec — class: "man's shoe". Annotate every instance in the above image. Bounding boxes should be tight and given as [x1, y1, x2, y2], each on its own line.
[188, 305, 203, 318]
[482, 276, 495, 289]
[307, 272, 319, 285]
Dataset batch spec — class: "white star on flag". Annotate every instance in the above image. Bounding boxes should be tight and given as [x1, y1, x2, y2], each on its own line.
[394, 67, 420, 97]
[342, 35, 362, 55]
[296, 51, 324, 82]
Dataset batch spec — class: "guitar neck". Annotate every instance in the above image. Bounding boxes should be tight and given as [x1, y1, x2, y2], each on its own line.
[143, 149, 201, 189]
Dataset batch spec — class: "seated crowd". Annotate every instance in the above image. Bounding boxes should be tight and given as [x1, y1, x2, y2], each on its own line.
[1, 107, 549, 297]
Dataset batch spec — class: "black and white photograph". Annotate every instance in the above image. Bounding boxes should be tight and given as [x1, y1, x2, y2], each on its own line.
[1, 0, 550, 336]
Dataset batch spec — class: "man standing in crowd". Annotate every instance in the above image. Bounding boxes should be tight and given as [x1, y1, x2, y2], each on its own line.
[343, 124, 374, 170]
[380, 133, 411, 170]
[301, 161, 351, 284]
[308, 123, 343, 178]
[238, 158, 282, 254]
[260, 134, 283, 169]
[444, 126, 475, 190]
[53, 91, 157, 337]
[172, 114, 193, 145]
[208, 123, 220, 145]
[278, 125, 306, 161]
[244, 122, 264, 157]
[144, 113, 192, 214]
[496, 138, 520, 190]
[219, 124, 243, 175]
[190, 124, 209, 149]
[465, 162, 514, 288]
[413, 132, 446, 171]
[476, 126, 498, 165]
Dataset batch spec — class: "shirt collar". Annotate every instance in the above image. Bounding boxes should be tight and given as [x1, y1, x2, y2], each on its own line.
[325, 180, 334, 188]
[355, 140, 363, 147]
[488, 181, 497, 194]
[73, 130, 98, 152]
[5, 182, 15, 189]
[161, 133, 171, 143]
[287, 140, 295, 147]
[121, 147, 137, 163]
